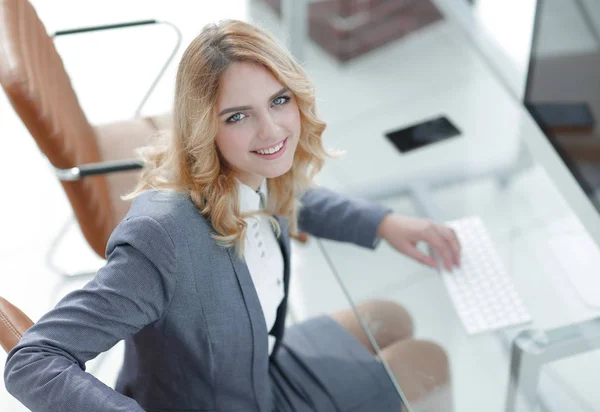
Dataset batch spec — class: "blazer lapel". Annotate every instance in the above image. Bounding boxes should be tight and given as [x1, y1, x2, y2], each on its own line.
[226, 247, 270, 409]
[269, 216, 290, 356]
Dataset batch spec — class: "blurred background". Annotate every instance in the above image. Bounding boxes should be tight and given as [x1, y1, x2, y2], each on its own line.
[1, 0, 600, 411]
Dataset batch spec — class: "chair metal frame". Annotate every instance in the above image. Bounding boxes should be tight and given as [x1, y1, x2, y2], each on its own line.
[43, 19, 182, 280]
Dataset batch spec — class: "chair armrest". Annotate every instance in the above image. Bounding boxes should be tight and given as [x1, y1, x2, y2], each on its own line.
[55, 159, 144, 181]
[0, 297, 34, 353]
[51, 19, 182, 117]
[53, 20, 159, 36]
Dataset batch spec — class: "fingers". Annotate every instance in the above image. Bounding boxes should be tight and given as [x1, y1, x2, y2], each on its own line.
[438, 226, 461, 267]
[402, 245, 439, 269]
[424, 227, 455, 271]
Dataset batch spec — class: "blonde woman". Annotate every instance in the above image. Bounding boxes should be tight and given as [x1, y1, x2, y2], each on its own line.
[5, 20, 460, 412]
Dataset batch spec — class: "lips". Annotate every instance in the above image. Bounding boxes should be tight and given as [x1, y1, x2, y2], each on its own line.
[251, 137, 289, 160]
[252, 137, 287, 155]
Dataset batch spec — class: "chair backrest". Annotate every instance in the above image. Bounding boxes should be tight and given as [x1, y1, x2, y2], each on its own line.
[0, 0, 115, 257]
[0, 297, 34, 353]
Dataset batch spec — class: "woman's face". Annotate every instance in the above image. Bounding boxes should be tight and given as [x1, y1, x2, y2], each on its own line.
[215, 61, 301, 190]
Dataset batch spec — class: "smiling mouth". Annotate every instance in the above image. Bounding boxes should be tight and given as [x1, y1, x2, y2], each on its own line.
[252, 138, 287, 155]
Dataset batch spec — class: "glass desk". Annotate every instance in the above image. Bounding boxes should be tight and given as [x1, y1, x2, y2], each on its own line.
[285, 4, 600, 411]
[308, 169, 600, 411]
[296, 52, 600, 412]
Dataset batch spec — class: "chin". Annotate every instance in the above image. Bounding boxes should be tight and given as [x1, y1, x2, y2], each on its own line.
[262, 159, 294, 179]
[263, 166, 293, 179]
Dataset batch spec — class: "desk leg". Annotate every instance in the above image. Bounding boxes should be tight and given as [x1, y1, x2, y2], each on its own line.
[506, 330, 544, 412]
[506, 317, 600, 412]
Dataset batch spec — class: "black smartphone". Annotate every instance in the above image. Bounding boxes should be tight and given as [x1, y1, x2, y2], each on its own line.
[384, 115, 461, 153]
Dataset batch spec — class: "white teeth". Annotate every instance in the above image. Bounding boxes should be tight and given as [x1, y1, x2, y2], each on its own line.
[256, 141, 284, 155]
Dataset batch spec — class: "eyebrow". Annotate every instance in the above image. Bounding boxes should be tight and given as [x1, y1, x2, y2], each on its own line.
[218, 87, 289, 116]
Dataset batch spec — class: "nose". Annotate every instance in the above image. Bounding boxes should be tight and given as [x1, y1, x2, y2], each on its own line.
[257, 112, 283, 141]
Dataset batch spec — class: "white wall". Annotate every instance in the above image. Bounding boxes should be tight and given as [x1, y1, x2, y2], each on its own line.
[473, 0, 537, 73]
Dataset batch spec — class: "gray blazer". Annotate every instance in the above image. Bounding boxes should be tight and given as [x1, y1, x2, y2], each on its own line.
[4, 187, 390, 412]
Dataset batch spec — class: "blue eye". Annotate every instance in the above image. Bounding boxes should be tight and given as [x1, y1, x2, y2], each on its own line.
[272, 95, 290, 106]
[226, 112, 246, 124]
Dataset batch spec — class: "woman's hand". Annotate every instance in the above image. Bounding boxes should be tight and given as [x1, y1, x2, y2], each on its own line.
[377, 214, 461, 271]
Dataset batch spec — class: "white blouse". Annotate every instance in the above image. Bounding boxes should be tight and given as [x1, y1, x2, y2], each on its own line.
[238, 180, 285, 355]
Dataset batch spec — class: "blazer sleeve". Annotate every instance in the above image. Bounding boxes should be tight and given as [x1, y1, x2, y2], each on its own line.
[298, 186, 392, 249]
[4, 215, 178, 412]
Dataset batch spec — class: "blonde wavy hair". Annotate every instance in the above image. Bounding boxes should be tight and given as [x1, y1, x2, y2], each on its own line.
[125, 19, 331, 253]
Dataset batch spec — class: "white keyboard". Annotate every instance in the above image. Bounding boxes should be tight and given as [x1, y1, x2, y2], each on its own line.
[438, 216, 532, 335]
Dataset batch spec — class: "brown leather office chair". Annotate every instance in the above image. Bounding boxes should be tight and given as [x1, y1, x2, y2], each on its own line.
[0, 0, 180, 265]
[0, 297, 34, 354]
